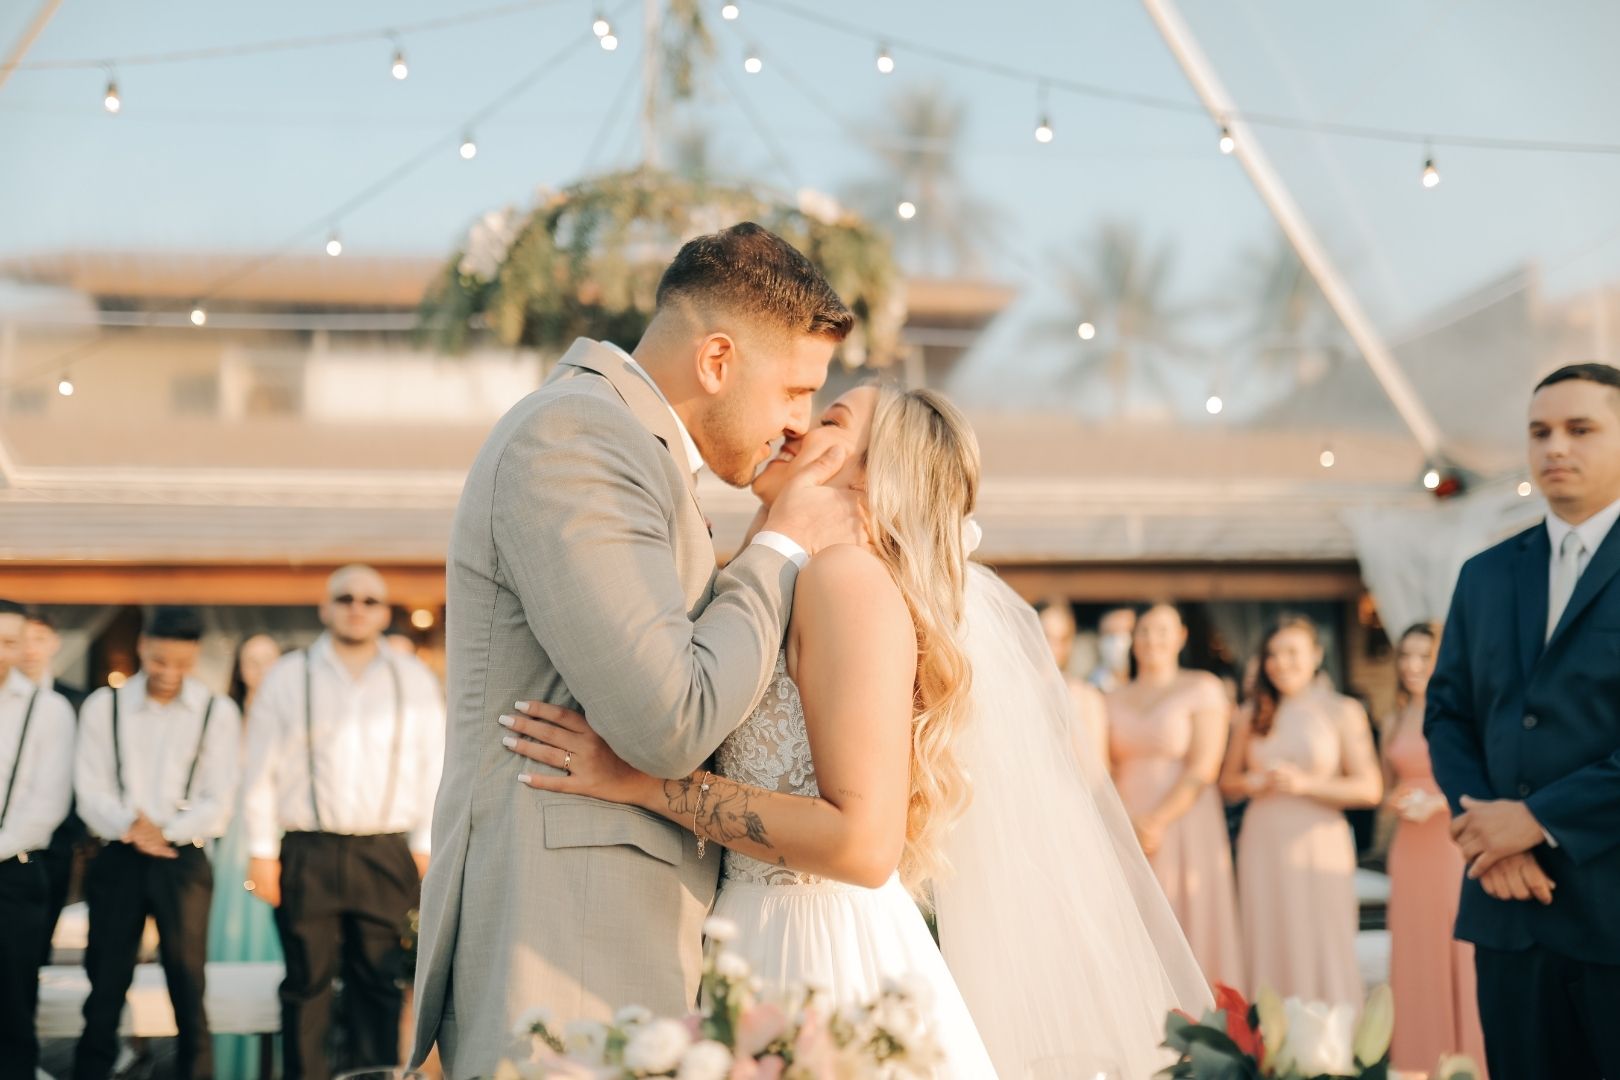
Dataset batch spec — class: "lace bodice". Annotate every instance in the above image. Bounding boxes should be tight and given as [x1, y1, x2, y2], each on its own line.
[715, 653, 828, 886]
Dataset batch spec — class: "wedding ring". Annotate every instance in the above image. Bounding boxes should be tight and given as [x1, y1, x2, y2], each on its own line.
[563, 751, 573, 774]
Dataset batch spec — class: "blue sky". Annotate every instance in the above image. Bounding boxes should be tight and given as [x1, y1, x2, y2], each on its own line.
[4, 0, 1619, 419]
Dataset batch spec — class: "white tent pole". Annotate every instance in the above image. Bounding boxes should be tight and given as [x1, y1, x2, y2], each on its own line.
[1140, 0, 1446, 461]
[0, 0, 63, 97]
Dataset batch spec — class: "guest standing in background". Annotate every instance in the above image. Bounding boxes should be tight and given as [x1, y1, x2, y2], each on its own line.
[1381, 621, 1488, 1077]
[210, 634, 286, 1080]
[1087, 606, 1136, 693]
[243, 566, 445, 1080]
[1220, 615, 1381, 1008]
[21, 609, 90, 965]
[1108, 603, 1244, 989]
[1036, 597, 1110, 768]
[74, 606, 242, 1080]
[0, 599, 76, 1080]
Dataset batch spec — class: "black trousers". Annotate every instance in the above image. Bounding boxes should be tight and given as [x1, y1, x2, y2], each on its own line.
[38, 809, 89, 966]
[274, 832, 418, 1080]
[0, 855, 49, 1080]
[73, 842, 215, 1080]
[1476, 943, 1620, 1080]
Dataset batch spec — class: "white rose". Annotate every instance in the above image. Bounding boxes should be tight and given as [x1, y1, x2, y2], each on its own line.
[624, 1018, 692, 1075]
[715, 951, 751, 980]
[675, 1040, 733, 1080]
[562, 1019, 609, 1064]
[1280, 998, 1355, 1077]
[702, 916, 739, 943]
[511, 1006, 555, 1039]
[614, 1004, 653, 1029]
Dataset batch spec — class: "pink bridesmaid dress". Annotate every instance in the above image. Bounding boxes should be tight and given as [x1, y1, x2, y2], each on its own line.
[1109, 677, 1245, 989]
[1238, 697, 1365, 1009]
[1386, 718, 1489, 1077]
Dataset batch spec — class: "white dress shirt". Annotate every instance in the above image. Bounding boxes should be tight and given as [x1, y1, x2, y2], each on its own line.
[75, 673, 241, 847]
[611, 341, 808, 569]
[242, 635, 446, 859]
[1546, 495, 1620, 607]
[0, 668, 75, 860]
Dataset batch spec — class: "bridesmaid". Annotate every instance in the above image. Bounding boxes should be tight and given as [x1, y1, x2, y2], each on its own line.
[210, 634, 285, 1079]
[1220, 615, 1381, 1009]
[1382, 622, 1489, 1076]
[1037, 597, 1110, 769]
[1107, 603, 1244, 989]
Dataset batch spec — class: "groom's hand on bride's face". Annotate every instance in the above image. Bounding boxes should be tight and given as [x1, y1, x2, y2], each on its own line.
[762, 441, 865, 556]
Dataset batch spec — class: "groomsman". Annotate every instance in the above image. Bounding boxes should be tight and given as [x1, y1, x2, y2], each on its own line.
[73, 606, 242, 1080]
[1427, 363, 1620, 1079]
[243, 565, 445, 1080]
[21, 609, 90, 965]
[0, 599, 76, 1080]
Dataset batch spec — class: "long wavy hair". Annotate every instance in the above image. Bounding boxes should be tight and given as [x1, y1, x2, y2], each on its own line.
[1251, 614, 1322, 738]
[863, 386, 981, 895]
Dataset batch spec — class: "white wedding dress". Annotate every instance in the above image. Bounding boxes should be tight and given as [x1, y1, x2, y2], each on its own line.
[710, 654, 999, 1078]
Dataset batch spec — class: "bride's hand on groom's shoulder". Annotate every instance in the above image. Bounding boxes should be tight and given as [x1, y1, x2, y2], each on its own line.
[762, 441, 865, 556]
[501, 700, 653, 806]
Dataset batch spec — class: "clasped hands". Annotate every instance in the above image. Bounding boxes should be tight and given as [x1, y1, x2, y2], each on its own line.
[1450, 796, 1556, 906]
[122, 812, 178, 859]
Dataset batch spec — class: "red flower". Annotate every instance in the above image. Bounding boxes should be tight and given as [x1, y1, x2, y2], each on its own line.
[1213, 984, 1262, 1060]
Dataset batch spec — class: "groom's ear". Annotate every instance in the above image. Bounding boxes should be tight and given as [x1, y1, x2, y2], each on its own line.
[693, 332, 736, 395]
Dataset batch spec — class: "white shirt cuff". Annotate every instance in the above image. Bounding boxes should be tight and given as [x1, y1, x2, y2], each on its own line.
[750, 531, 809, 569]
[1542, 828, 1559, 849]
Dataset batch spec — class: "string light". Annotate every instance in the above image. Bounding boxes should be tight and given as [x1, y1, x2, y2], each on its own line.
[743, 50, 763, 74]
[1033, 81, 1053, 144]
[325, 231, 343, 257]
[1076, 321, 1096, 340]
[189, 306, 208, 327]
[896, 200, 917, 220]
[390, 46, 409, 81]
[459, 131, 478, 159]
[1218, 126, 1235, 154]
[1422, 143, 1441, 188]
[1423, 468, 1441, 490]
[1319, 448, 1336, 468]
[102, 70, 121, 114]
[875, 45, 894, 75]
[57, 374, 75, 397]
[592, 13, 611, 37]
[1204, 394, 1224, 416]
[600, 32, 619, 51]
[721, 2, 740, 20]
[1518, 481, 1533, 497]
[410, 607, 436, 629]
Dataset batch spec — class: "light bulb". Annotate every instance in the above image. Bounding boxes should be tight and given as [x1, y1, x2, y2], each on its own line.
[326, 233, 343, 257]
[721, 2, 740, 19]
[108, 671, 128, 689]
[876, 46, 894, 74]
[897, 200, 917, 220]
[1422, 158, 1440, 188]
[410, 607, 436, 630]
[743, 53, 763, 74]
[1518, 481, 1533, 497]
[391, 49, 409, 80]
[1219, 127, 1235, 154]
[600, 33, 619, 51]
[1034, 116, 1054, 144]
[57, 374, 75, 397]
[189, 306, 207, 327]
[592, 14, 611, 37]
[103, 79, 121, 114]
[1423, 468, 1441, 490]
[1319, 449, 1336, 468]
[1077, 321, 1096, 340]
[459, 133, 478, 159]
[1204, 395, 1224, 416]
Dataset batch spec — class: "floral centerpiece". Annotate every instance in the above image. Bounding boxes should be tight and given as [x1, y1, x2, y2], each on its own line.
[496, 917, 941, 1079]
[1160, 984, 1480, 1080]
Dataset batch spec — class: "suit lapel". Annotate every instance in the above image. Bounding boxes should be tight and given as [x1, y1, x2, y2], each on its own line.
[1548, 516, 1620, 648]
[554, 337, 700, 499]
[1515, 525, 1550, 679]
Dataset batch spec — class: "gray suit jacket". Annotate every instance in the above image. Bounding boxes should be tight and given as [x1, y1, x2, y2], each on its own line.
[411, 338, 797, 1078]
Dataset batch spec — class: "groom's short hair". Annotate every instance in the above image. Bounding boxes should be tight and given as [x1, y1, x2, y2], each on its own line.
[656, 222, 854, 342]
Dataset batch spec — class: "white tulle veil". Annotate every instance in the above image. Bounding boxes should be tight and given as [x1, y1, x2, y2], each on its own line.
[932, 562, 1213, 1079]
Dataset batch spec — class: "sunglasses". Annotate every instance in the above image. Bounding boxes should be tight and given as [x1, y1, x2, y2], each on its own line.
[331, 594, 387, 608]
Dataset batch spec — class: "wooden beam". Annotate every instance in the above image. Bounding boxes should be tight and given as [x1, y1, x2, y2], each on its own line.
[0, 563, 446, 607]
[989, 561, 1365, 603]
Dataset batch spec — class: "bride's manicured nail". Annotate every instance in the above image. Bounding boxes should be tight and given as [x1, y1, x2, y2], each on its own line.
[516, 773, 532, 785]
[515, 700, 529, 711]
[502, 734, 517, 749]
[498, 714, 514, 728]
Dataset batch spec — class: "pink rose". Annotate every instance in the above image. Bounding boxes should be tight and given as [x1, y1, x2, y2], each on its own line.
[737, 1003, 790, 1058]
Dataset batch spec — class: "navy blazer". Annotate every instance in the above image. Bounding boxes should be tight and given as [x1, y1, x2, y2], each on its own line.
[1426, 520, 1620, 963]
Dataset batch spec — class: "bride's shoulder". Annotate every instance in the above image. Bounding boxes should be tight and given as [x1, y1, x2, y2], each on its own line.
[794, 545, 905, 620]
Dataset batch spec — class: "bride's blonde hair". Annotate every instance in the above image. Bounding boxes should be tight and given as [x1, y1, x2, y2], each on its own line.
[863, 385, 981, 896]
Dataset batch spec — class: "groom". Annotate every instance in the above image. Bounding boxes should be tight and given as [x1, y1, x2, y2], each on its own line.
[1427, 363, 1620, 1079]
[412, 223, 862, 1078]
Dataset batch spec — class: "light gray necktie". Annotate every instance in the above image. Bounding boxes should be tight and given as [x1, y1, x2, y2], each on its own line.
[1547, 530, 1587, 641]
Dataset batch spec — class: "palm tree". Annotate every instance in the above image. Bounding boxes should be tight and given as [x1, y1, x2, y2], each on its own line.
[1229, 236, 1348, 380]
[843, 85, 998, 278]
[1034, 221, 1193, 415]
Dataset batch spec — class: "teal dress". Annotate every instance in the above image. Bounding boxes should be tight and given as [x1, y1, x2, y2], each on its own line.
[208, 792, 283, 1079]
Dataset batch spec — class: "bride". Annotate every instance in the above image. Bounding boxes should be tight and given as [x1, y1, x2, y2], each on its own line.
[502, 385, 1211, 1078]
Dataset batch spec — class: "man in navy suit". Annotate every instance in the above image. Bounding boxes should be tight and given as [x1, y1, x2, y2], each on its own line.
[1427, 362, 1620, 1079]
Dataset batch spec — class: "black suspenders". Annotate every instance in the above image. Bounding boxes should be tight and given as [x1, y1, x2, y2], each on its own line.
[302, 651, 405, 832]
[0, 689, 41, 829]
[109, 685, 218, 810]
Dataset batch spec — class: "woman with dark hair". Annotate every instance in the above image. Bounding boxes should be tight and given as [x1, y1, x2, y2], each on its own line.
[1220, 615, 1382, 1007]
[1382, 622, 1489, 1076]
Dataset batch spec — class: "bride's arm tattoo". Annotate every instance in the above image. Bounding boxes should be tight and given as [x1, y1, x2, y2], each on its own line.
[662, 778, 773, 849]
[663, 775, 700, 815]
